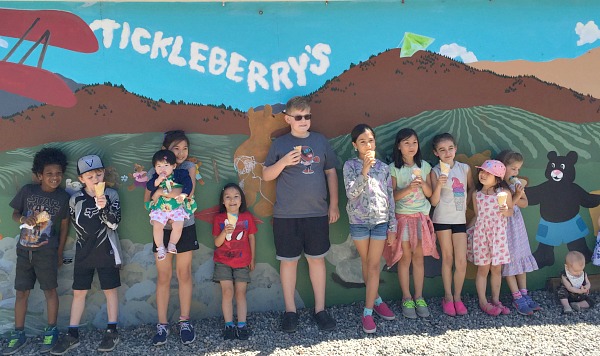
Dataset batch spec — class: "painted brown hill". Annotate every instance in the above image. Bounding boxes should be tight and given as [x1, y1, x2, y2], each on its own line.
[307, 49, 600, 138]
[470, 47, 600, 100]
[0, 85, 249, 151]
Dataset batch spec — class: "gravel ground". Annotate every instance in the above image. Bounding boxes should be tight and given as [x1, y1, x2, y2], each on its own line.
[4, 290, 600, 355]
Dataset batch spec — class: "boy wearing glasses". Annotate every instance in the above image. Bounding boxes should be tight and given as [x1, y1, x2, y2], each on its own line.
[263, 96, 340, 333]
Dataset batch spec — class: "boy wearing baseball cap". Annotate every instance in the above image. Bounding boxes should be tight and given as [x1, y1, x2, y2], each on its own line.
[51, 155, 123, 355]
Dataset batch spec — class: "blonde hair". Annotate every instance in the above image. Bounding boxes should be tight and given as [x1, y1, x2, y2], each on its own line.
[565, 251, 585, 266]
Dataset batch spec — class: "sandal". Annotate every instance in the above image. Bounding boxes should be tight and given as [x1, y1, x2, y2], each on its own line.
[156, 246, 167, 261]
[480, 302, 501, 316]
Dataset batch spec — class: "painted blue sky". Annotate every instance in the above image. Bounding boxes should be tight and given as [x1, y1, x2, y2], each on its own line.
[1, 1, 599, 110]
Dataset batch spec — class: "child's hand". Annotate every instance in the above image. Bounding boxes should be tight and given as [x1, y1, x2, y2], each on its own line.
[223, 223, 235, 235]
[250, 259, 255, 271]
[581, 284, 590, 294]
[514, 183, 525, 199]
[498, 204, 509, 214]
[175, 194, 187, 204]
[437, 174, 448, 187]
[95, 195, 107, 209]
[328, 205, 340, 224]
[386, 231, 397, 247]
[22, 216, 36, 226]
[410, 176, 422, 191]
[283, 149, 301, 166]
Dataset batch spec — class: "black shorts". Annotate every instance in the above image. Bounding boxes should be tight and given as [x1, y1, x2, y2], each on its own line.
[273, 216, 330, 260]
[152, 224, 199, 253]
[15, 248, 58, 291]
[73, 266, 121, 290]
[433, 223, 467, 234]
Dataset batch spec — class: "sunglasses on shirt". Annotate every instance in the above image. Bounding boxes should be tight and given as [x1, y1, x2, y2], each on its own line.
[284, 112, 312, 121]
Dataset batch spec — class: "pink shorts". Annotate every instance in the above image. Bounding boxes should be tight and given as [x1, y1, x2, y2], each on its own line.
[149, 207, 189, 226]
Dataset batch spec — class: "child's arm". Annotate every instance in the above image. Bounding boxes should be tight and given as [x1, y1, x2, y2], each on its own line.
[392, 176, 419, 201]
[429, 170, 447, 207]
[420, 173, 433, 198]
[57, 217, 69, 267]
[101, 190, 121, 229]
[500, 188, 514, 217]
[186, 164, 197, 196]
[146, 173, 162, 190]
[214, 224, 234, 247]
[249, 233, 256, 271]
[262, 149, 300, 181]
[583, 273, 591, 294]
[343, 162, 368, 200]
[12, 209, 35, 226]
[467, 192, 478, 228]
[513, 183, 528, 209]
[466, 167, 475, 208]
[325, 168, 340, 224]
[561, 275, 582, 294]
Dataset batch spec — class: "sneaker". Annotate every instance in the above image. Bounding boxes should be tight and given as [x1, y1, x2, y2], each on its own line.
[281, 312, 298, 333]
[156, 246, 167, 261]
[40, 326, 59, 354]
[512, 297, 533, 316]
[401, 299, 418, 319]
[361, 315, 376, 334]
[2, 330, 27, 356]
[223, 325, 236, 340]
[442, 298, 456, 316]
[523, 294, 542, 311]
[50, 334, 79, 355]
[314, 310, 336, 331]
[236, 325, 250, 340]
[151, 324, 169, 346]
[167, 242, 178, 254]
[97, 329, 119, 352]
[415, 298, 431, 318]
[493, 301, 511, 315]
[373, 302, 396, 321]
[178, 320, 195, 345]
[454, 300, 468, 316]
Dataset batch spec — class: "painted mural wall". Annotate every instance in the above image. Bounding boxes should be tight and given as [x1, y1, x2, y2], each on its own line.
[0, 0, 599, 332]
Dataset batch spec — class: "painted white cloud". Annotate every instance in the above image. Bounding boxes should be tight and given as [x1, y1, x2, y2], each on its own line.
[0, 38, 8, 48]
[439, 43, 478, 63]
[575, 21, 600, 46]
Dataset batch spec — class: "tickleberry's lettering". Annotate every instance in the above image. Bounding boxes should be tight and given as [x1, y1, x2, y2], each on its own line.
[89, 19, 332, 93]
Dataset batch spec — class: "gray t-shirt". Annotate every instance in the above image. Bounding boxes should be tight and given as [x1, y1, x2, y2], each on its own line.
[147, 160, 196, 227]
[265, 132, 338, 218]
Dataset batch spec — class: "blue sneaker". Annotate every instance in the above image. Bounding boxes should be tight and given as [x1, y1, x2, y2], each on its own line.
[151, 324, 169, 346]
[523, 294, 542, 311]
[178, 320, 195, 345]
[513, 297, 533, 316]
[40, 326, 58, 354]
[2, 330, 27, 355]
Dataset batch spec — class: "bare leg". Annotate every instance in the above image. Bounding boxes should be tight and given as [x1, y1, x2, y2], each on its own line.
[44, 288, 59, 325]
[280, 260, 298, 312]
[103, 288, 119, 323]
[515, 273, 527, 290]
[412, 242, 425, 299]
[437, 230, 454, 301]
[14, 290, 30, 329]
[505, 275, 519, 294]
[489, 265, 502, 304]
[476, 264, 491, 307]
[398, 241, 413, 300]
[354, 238, 386, 309]
[235, 282, 248, 323]
[175, 252, 193, 318]
[69, 290, 88, 326]
[153, 221, 166, 248]
[168, 221, 184, 246]
[220, 281, 234, 323]
[306, 257, 326, 313]
[155, 254, 174, 324]
[452, 233, 467, 302]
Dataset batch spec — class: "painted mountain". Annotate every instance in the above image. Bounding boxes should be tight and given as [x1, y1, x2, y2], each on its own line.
[470, 47, 600, 100]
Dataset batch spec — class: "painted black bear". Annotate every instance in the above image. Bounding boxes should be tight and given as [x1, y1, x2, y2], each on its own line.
[527, 151, 600, 268]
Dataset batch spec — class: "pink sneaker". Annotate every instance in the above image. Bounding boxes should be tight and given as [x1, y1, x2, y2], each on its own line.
[493, 301, 511, 315]
[362, 315, 376, 334]
[454, 300, 468, 316]
[442, 298, 456, 316]
[373, 302, 396, 320]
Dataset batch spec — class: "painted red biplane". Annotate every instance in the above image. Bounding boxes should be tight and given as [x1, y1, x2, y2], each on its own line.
[0, 8, 98, 107]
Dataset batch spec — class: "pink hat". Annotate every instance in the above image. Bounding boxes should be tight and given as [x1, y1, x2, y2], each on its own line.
[476, 160, 506, 178]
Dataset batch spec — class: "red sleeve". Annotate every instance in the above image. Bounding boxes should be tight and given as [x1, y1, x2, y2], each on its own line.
[246, 212, 258, 234]
[212, 213, 225, 236]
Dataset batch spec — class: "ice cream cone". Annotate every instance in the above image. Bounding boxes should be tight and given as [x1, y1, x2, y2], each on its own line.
[366, 150, 376, 167]
[36, 211, 50, 224]
[294, 145, 302, 153]
[440, 161, 450, 176]
[509, 176, 522, 186]
[497, 191, 508, 206]
[225, 213, 238, 240]
[411, 167, 421, 180]
[94, 182, 105, 197]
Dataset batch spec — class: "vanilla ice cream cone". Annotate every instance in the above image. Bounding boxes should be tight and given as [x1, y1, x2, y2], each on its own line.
[509, 176, 522, 186]
[225, 213, 238, 240]
[294, 145, 302, 153]
[36, 211, 50, 224]
[440, 161, 450, 176]
[94, 182, 105, 197]
[497, 191, 508, 206]
[412, 167, 421, 180]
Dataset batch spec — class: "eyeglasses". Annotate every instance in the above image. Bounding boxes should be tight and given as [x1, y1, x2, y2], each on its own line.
[285, 113, 312, 121]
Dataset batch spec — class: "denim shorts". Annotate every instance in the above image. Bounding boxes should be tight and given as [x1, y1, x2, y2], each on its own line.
[349, 223, 388, 241]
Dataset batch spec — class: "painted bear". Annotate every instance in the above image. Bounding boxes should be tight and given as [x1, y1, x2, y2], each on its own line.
[526, 151, 600, 268]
